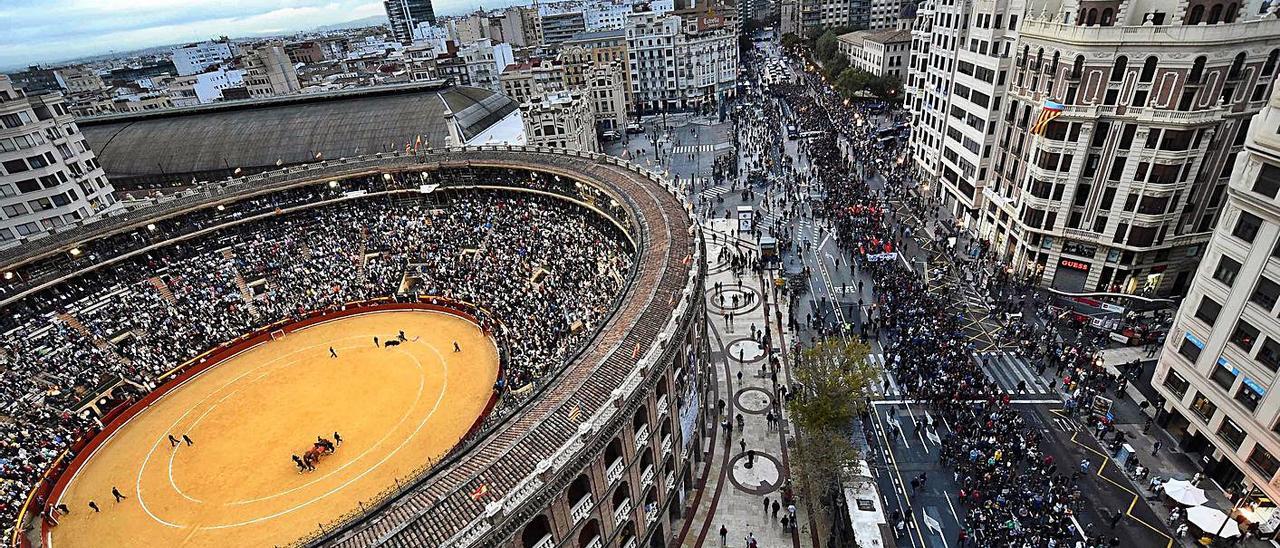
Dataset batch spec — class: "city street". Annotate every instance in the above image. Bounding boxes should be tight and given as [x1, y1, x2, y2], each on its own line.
[608, 35, 1182, 548]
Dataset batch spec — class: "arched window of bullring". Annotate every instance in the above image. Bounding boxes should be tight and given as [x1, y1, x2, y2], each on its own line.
[612, 480, 633, 511]
[568, 474, 593, 508]
[520, 515, 554, 548]
[606, 437, 625, 468]
[634, 406, 650, 434]
[578, 519, 601, 547]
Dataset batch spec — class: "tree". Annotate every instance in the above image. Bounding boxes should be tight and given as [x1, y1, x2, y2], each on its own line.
[814, 30, 841, 64]
[835, 67, 878, 99]
[781, 32, 802, 50]
[786, 339, 878, 513]
[824, 56, 850, 81]
[788, 339, 876, 432]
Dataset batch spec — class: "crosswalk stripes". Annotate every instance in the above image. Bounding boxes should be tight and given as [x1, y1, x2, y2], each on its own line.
[672, 143, 718, 153]
[698, 185, 730, 200]
[973, 351, 1053, 396]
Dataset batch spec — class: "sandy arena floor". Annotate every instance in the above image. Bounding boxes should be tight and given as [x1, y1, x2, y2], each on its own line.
[48, 310, 498, 547]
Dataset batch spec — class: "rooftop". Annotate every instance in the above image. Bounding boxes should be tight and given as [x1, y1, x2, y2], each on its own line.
[79, 83, 517, 188]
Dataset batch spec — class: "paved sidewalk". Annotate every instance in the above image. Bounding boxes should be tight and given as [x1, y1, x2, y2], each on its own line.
[680, 218, 814, 548]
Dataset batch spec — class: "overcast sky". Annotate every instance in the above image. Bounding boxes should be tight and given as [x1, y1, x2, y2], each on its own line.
[0, 0, 518, 70]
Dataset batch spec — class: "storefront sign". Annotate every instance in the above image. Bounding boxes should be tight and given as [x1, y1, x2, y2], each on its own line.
[1059, 258, 1091, 272]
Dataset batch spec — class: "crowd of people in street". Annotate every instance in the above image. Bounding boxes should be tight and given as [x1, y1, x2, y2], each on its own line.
[724, 39, 1142, 546]
[0, 179, 633, 531]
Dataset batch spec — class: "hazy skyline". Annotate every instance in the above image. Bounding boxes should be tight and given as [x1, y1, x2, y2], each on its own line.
[0, 0, 522, 70]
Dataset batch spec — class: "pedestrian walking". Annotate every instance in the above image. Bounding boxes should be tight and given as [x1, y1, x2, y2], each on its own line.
[719, 524, 728, 547]
[112, 487, 126, 503]
[182, 434, 193, 446]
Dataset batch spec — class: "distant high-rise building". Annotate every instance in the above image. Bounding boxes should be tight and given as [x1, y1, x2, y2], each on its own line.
[240, 45, 301, 98]
[171, 38, 235, 76]
[385, 0, 438, 45]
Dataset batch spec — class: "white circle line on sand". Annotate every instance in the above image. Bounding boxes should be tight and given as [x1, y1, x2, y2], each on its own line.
[135, 336, 370, 529]
[227, 344, 429, 505]
[198, 340, 452, 529]
[49, 310, 485, 541]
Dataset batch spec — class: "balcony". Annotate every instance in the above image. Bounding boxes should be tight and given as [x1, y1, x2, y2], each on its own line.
[623, 538, 638, 548]
[1061, 227, 1098, 242]
[661, 435, 672, 456]
[635, 428, 650, 449]
[641, 465, 656, 485]
[1018, 17, 1280, 46]
[614, 498, 633, 524]
[656, 395, 669, 417]
[645, 505, 659, 524]
[584, 536, 603, 548]
[533, 535, 555, 548]
[607, 458, 625, 484]
[571, 495, 594, 524]
[665, 472, 676, 492]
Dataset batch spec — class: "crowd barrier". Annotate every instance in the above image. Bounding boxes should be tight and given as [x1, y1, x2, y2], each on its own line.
[14, 298, 500, 548]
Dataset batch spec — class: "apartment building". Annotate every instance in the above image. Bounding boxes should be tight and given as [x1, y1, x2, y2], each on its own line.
[984, 2, 1280, 297]
[626, 6, 738, 114]
[562, 29, 633, 109]
[521, 91, 601, 152]
[0, 76, 118, 246]
[172, 39, 236, 76]
[904, 0, 1025, 242]
[837, 25, 912, 78]
[240, 45, 301, 98]
[1153, 72, 1280, 530]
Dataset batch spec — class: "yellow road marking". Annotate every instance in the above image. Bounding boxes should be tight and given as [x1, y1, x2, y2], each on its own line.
[1067, 431, 1173, 548]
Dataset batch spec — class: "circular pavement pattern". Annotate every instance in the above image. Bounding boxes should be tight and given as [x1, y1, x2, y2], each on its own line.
[725, 337, 766, 363]
[706, 285, 762, 316]
[728, 452, 783, 495]
[734, 387, 773, 415]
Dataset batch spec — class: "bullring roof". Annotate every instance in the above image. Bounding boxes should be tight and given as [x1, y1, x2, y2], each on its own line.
[79, 83, 517, 187]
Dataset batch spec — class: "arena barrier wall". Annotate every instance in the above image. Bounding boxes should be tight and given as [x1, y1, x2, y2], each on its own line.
[21, 298, 500, 548]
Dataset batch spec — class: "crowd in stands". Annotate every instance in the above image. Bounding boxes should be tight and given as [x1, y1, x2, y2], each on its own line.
[0, 174, 634, 533]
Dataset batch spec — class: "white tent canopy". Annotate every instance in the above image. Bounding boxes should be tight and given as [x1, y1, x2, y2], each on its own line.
[1186, 505, 1242, 538]
[1163, 479, 1209, 506]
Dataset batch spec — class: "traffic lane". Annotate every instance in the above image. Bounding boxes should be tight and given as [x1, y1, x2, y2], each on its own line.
[1028, 404, 1174, 547]
[870, 402, 966, 548]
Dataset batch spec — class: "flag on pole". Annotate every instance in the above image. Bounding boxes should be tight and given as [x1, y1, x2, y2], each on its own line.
[470, 483, 489, 500]
[414, 134, 423, 153]
[1030, 100, 1066, 136]
[568, 404, 582, 422]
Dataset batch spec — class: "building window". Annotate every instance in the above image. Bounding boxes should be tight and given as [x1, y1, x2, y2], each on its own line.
[1254, 164, 1280, 199]
[1190, 391, 1218, 422]
[1178, 337, 1203, 363]
[1236, 381, 1263, 412]
[1232, 320, 1260, 352]
[1252, 277, 1280, 311]
[1233, 211, 1264, 243]
[1164, 369, 1190, 398]
[1213, 256, 1241, 286]
[1248, 445, 1280, 478]
[13, 222, 38, 236]
[1195, 296, 1222, 325]
[1218, 417, 1247, 450]
[1259, 338, 1280, 371]
[1211, 363, 1238, 391]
